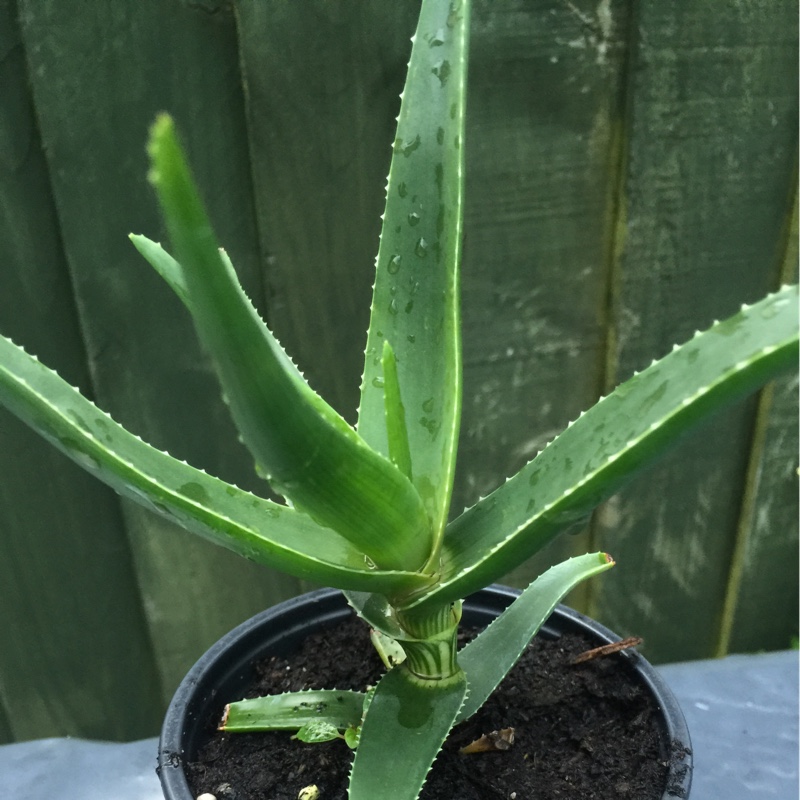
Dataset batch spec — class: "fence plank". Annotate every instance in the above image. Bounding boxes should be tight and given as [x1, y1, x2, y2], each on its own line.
[236, 1, 421, 425]
[456, 0, 634, 598]
[0, 0, 161, 740]
[589, 0, 798, 662]
[724, 194, 799, 654]
[16, 0, 301, 705]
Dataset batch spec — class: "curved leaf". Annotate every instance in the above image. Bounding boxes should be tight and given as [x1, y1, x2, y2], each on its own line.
[358, 0, 470, 548]
[455, 553, 614, 723]
[221, 689, 365, 733]
[344, 590, 406, 639]
[348, 665, 467, 800]
[146, 115, 432, 572]
[0, 334, 429, 594]
[405, 285, 799, 611]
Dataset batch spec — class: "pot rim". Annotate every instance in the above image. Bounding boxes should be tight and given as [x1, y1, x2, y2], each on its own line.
[159, 585, 692, 799]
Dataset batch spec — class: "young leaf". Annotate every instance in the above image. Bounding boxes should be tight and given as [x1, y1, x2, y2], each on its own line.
[358, 0, 470, 547]
[370, 628, 407, 668]
[221, 689, 365, 733]
[294, 721, 342, 744]
[404, 285, 800, 611]
[344, 590, 407, 640]
[130, 236, 320, 415]
[455, 552, 614, 723]
[0, 334, 430, 594]
[348, 666, 467, 800]
[146, 114, 432, 572]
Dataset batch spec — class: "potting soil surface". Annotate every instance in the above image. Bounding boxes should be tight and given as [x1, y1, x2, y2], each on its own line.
[186, 615, 677, 800]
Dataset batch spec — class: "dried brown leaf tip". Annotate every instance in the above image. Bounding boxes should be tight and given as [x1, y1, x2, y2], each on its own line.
[571, 636, 643, 665]
[459, 727, 515, 754]
[217, 703, 230, 730]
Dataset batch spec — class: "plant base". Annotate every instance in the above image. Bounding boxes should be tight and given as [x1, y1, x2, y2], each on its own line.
[159, 587, 692, 800]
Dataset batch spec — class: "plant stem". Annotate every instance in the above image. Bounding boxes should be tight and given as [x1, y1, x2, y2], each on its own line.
[394, 601, 462, 680]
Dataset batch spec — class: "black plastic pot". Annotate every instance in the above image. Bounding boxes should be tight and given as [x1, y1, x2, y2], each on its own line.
[158, 586, 692, 799]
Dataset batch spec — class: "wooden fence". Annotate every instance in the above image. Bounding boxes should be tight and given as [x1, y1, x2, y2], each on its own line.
[0, 0, 796, 742]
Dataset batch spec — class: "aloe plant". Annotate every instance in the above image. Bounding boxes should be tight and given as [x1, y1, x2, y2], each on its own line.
[0, 1, 797, 798]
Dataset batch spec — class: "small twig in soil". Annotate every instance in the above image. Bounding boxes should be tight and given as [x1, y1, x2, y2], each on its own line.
[459, 727, 515, 754]
[571, 637, 643, 665]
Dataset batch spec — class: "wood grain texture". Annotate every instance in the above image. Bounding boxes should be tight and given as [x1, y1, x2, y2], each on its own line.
[589, 0, 798, 662]
[15, 0, 301, 704]
[724, 192, 799, 654]
[236, 1, 422, 424]
[726, 372, 800, 654]
[0, 0, 161, 740]
[456, 0, 632, 599]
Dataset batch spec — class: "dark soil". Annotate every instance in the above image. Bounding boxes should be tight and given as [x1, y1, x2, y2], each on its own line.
[186, 616, 672, 800]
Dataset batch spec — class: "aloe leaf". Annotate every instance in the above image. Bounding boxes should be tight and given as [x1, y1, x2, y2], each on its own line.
[146, 114, 432, 572]
[128, 234, 189, 304]
[130, 235, 308, 389]
[348, 666, 467, 800]
[0, 334, 430, 594]
[455, 553, 614, 723]
[358, 0, 470, 545]
[221, 689, 365, 733]
[405, 285, 799, 611]
[382, 340, 413, 480]
[343, 590, 406, 639]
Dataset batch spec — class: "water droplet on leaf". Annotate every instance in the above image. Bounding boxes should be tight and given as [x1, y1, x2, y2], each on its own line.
[393, 135, 421, 157]
[428, 28, 445, 47]
[431, 60, 451, 87]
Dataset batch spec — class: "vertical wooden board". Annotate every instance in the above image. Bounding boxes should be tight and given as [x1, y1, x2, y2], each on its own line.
[236, 1, 422, 423]
[727, 203, 799, 654]
[0, 0, 162, 740]
[728, 373, 800, 653]
[17, 0, 301, 702]
[455, 0, 632, 594]
[590, 1, 798, 662]
[0, 702, 11, 745]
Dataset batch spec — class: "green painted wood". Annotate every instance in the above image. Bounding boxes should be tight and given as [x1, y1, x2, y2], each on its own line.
[455, 0, 632, 598]
[589, 0, 798, 663]
[0, 702, 11, 746]
[0, 0, 796, 743]
[724, 193, 799, 655]
[724, 372, 800, 654]
[0, 0, 162, 740]
[236, 1, 422, 426]
[16, 0, 301, 705]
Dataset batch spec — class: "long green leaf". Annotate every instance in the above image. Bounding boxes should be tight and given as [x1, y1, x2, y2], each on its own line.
[221, 689, 365, 733]
[348, 665, 467, 800]
[404, 285, 800, 611]
[146, 115, 432, 572]
[358, 0, 470, 547]
[455, 553, 614, 723]
[130, 235, 313, 405]
[0, 334, 429, 594]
